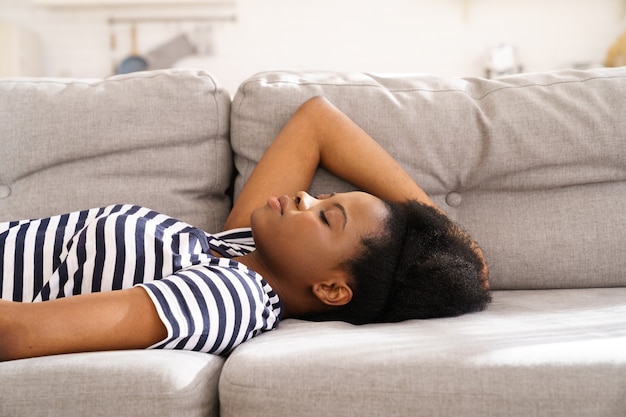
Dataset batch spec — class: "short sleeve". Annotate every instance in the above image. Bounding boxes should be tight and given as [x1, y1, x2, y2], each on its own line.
[138, 259, 280, 355]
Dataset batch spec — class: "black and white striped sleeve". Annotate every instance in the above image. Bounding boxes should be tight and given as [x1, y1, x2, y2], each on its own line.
[138, 258, 281, 355]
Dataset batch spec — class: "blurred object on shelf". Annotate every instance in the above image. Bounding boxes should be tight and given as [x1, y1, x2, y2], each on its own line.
[0, 22, 43, 77]
[108, 15, 233, 74]
[146, 33, 196, 70]
[485, 44, 523, 79]
[117, 24, 148, 74]
[189, 24, 215, 56]
[605, 29, 626, 67]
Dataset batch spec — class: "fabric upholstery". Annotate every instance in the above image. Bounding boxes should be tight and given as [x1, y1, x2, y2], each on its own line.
[230, 68, 626, 290]
[0, 69, 230, 417]
[0, 350, 224, 417]
[220, 288, 626, 417]
[1, 68, 625, 417]
[224, 68, 626, 417]
[0, 69, 232, 233]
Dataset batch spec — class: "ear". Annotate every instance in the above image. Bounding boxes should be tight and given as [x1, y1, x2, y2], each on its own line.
[312, 272, 353, 307]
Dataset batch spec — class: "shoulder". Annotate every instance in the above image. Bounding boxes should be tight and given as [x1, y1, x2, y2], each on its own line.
[139, 259, 281, 355]
[178, 259, 283, 320]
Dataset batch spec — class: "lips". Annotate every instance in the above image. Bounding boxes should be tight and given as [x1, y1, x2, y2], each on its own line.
[267, 196, 283, 214]
[278, 195, 291, 213]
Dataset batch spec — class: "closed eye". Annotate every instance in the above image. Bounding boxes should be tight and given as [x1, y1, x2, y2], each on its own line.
[319, 210, 330, 226]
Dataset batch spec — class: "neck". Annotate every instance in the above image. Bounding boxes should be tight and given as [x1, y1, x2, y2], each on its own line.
[234, 251, 325, 319]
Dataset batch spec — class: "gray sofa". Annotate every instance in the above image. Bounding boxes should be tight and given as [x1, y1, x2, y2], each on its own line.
[1, 68, 624, 417]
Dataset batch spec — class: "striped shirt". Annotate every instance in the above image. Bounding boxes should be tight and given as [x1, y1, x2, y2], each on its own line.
[0, 204, 282, 355]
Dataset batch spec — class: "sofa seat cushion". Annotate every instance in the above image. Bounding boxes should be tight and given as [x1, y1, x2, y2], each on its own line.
[0, 350, 224, 417]
[219, 288, 626, 417]
[0, 69, 232, 233]
[230, 68, 626, 290]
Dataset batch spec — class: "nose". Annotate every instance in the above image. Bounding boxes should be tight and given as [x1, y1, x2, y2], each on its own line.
[295, 191, 318, 210]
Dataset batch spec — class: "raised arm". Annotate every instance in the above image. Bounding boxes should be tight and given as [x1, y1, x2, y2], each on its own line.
[224, 96, 440, 229]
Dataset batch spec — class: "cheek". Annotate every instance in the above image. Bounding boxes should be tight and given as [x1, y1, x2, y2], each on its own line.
[278, 220, 323, 258]
[281, 225, 330, 267]
[251, 212, 314, 257]
[252, 224, 330, 280]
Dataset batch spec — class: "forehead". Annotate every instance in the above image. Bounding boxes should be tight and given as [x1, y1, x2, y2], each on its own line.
[340, 191, 389, 232]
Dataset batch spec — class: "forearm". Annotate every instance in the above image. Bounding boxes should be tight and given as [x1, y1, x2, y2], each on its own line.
[308, 97, 438, 208]
[0, 288, 166, 361]
[224, 98, 322, 229]
[225, 96, 441, 229]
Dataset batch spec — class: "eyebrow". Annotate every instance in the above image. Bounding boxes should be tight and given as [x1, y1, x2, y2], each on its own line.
[333, 202, 348, 229]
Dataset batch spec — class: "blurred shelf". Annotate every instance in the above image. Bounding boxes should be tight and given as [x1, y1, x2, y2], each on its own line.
[35, 0, 235, 7]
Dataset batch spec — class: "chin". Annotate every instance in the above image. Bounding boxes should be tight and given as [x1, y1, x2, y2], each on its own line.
[248, 208, 270, 244]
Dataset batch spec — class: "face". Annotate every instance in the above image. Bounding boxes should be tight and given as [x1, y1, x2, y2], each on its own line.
[250, 191, 389, 288]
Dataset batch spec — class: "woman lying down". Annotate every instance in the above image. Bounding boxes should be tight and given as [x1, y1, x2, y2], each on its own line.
[0, 97, 490, 361]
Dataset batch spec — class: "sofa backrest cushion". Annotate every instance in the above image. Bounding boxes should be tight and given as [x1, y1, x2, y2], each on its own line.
[0, 69, 232, 233]
[230, 68, 626, 290]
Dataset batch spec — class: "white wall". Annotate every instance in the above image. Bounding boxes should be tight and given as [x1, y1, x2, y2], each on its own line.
[1, 0, 624, 94]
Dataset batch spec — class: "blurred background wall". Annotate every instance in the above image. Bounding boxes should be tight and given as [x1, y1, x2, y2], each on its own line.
[1, 0, 625, 94]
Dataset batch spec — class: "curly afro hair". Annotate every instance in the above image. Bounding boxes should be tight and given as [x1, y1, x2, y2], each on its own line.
[303, 199, 491, 325]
